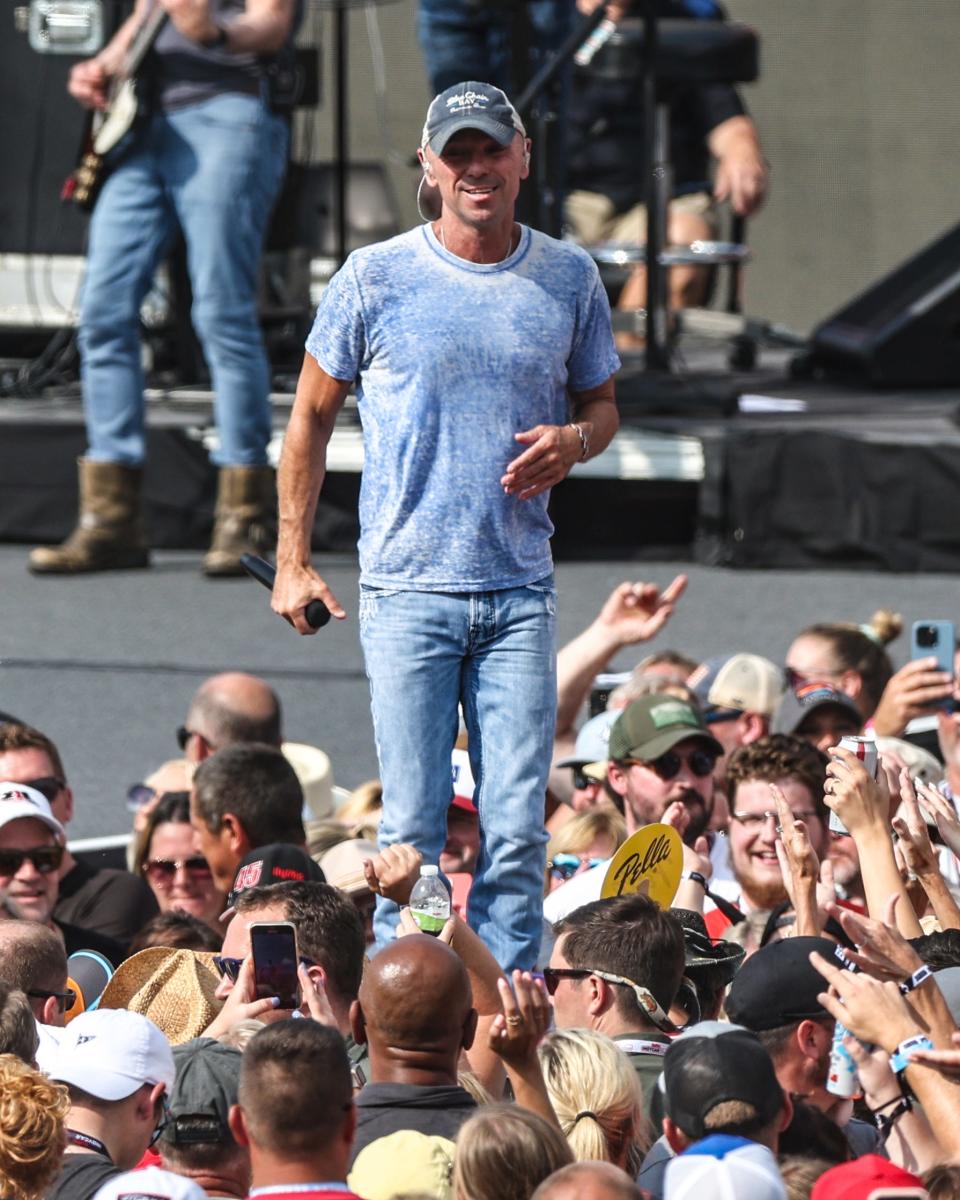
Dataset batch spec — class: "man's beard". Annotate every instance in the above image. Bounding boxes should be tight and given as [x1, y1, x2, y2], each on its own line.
[732, 856, 789, 911]
[674, 789, 712, 844]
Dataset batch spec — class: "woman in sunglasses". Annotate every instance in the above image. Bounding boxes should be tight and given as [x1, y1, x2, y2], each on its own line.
[545, 808, 626, 894]
[131, 793, 225, 930]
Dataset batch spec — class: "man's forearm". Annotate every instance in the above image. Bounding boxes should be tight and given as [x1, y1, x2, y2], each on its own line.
[855, 827, 924, 938]
[707, 114, 762, 161]
[572, 394, 619, 462]
[98, 0, 151, 72]
[277, 388, 333, 566]
[162, 0, 294, 56]
[556, 620, 627, 738]
[917, 868, 960, 932]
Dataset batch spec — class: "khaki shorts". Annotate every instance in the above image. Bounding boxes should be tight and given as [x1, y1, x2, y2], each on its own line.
[565, 189, 717, 246]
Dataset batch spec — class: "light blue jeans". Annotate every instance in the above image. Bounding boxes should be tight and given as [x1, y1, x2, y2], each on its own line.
[79, 93, 289, 467]
[360, 579, 557, 971]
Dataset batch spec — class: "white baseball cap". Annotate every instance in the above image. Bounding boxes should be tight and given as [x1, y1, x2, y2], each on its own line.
[93, 1166, 207, 1200]
[0, 782, 65, 839]
[665, 1135, 785, 1200]
[50, 1009, 175, 1101]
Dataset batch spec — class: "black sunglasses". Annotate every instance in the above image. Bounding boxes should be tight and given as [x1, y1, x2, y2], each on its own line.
[0, 844, 64, 877]
[176, 726, 196, 752]
[572, 770, 601, 791]
[541, 967, 590, 995]
[20, 776, 65, 804]
[623, 748, 716, 781]
[27, 986, 77, 1015]
[213, 954, 317, 983]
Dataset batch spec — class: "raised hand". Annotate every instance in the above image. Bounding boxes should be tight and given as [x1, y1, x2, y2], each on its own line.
[487, 971, 552, 1067]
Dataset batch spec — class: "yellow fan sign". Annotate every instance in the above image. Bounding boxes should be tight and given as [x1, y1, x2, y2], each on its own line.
[601, 823, 683, 909]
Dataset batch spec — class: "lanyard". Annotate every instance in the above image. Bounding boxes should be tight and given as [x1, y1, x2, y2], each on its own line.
[615, 1038, 670, 1056]
[67, 1130, 112, 1160]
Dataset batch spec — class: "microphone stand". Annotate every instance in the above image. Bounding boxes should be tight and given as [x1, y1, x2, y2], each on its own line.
[515, 4, 609, 238]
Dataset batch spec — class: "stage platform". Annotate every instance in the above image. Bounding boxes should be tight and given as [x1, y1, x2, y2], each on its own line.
[2, 339, 959, 570]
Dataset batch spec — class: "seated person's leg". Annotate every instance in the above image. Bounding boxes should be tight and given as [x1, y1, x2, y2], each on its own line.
[611, 192, 717, 312]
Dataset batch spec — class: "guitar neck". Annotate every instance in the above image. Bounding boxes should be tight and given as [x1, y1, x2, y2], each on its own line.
[118, 7, 169, 83]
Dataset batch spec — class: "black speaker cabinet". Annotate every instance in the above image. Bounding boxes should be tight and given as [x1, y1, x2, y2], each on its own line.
[807, 222, 960, 388]
[1, 4, 131, 255]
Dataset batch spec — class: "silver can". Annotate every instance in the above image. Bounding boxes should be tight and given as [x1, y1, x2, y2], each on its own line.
[827, 1021, 860, 1098]
[829, 735, 879, 835]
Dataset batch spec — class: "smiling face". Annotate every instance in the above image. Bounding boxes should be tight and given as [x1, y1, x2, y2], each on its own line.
[728, 777, 827, 911]
[143, 820, 225, 927]
[422, 128, 529, 238]
[0, 817, 60, 924]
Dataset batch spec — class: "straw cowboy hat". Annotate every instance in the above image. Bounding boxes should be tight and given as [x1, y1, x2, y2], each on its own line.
[98, 947, 222, 1045]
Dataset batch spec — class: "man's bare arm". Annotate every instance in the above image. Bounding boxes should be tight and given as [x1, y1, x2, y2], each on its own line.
[273, 354, 351, 634]
[160, 0, 295, 55]
[68, 0, 150, 107]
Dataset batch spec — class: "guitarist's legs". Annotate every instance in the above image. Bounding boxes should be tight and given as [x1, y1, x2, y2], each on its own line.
[29, 130, 175, 575]
[167, 93, 289, 575]
[80, 131, 177, 466]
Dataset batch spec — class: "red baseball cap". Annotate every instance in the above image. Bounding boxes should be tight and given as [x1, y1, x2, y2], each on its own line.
[810, 1155, 924, 1200]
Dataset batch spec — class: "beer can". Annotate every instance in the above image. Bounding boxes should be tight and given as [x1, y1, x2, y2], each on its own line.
[827, 1021, 861, 1098]
[829, 736, 878, 835]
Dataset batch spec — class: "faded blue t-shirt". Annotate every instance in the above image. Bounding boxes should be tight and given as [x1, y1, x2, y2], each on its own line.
[305, 223, 619, 591]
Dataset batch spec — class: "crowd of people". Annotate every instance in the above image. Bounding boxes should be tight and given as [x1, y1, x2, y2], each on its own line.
[4, 580, 960, 1200]
[6, 2, 956, 1196]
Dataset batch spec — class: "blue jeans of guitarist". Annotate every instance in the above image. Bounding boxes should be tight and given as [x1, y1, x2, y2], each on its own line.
[79, 92, 288, 467]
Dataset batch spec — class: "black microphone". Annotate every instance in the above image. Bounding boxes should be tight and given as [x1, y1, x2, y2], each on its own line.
[240, 554, 332, 630]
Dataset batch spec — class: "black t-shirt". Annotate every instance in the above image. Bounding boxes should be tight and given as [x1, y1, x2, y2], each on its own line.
[350, 1082, 477, 1165]
[566, 0, 746, 210]
[48, 1154, 121, 1200]
[55, 859, 158, 946]
[150, 0, 304, 111]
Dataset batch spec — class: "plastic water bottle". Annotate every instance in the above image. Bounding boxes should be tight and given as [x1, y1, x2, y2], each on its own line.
[410, 865, 451, 935]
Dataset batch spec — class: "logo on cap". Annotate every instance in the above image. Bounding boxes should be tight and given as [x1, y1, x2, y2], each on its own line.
[233, 861, 263, 892]
[650, 700, 700, 730]
[446, 90, 490, 113]
[1, 788, 38, 805]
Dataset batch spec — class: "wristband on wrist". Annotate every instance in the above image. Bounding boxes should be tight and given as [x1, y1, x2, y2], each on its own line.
[680, 870, 708, 890]
[873, 1094, 912, 1141]
[569, 422, 589, 461]
[867, 1092, 905, 1116]
[899, 964, 933, 994]
[888, 1033, 934, 1075]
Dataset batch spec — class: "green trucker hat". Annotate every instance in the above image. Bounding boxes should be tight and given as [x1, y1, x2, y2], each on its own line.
[608, 695, 723, 762]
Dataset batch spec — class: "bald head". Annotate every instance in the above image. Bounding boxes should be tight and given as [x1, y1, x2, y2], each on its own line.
[186, 673, 282, 755]
[354, 936, 475, 1082]
[0, 921, 68, 1022]
[531, 1163, 644, 1200]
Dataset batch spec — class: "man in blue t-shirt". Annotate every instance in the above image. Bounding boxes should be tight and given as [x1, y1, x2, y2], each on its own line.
[273, 81, 620, 970]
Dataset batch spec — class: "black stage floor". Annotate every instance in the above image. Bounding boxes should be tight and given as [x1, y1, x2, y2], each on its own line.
[2, 341, 959, 570]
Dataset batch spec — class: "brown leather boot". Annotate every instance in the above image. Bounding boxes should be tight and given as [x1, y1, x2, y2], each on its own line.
[202, 464, 275, 577]
[28, 458, 150, 574]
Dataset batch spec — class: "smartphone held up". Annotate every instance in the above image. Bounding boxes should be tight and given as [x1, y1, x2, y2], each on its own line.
[250, 921, 301, 1010]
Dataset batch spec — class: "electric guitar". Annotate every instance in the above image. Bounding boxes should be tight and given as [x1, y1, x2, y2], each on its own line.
[63, 7, 168, 211]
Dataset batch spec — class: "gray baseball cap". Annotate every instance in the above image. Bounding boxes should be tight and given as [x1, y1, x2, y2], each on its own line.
[421, 81, 525, 155]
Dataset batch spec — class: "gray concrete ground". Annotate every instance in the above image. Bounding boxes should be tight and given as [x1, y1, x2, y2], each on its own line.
[1, 544, 957, 838]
